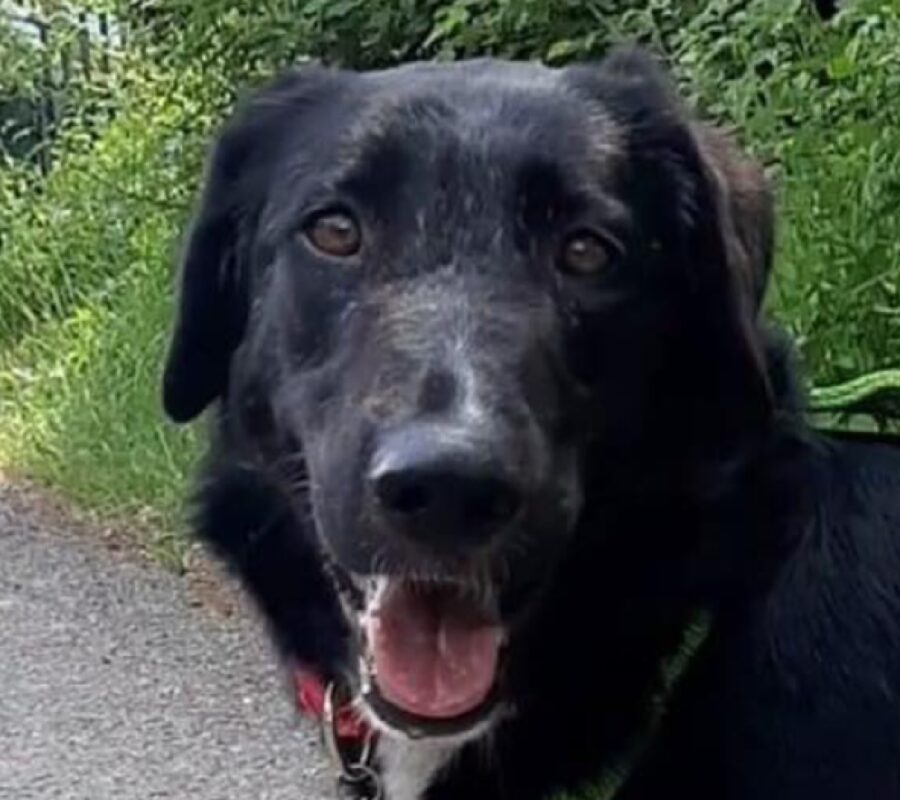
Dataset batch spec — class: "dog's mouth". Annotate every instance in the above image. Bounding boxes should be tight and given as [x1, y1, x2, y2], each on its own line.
[356, 576, 506, 737]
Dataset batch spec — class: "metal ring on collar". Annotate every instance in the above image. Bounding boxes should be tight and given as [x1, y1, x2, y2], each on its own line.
[323, 682, 380, 798]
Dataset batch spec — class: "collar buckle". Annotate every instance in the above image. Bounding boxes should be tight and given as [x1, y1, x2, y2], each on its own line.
[323, 681, 382, 800]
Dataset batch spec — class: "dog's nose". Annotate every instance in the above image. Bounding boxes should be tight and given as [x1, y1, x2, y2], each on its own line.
[369, 426, 523, 549]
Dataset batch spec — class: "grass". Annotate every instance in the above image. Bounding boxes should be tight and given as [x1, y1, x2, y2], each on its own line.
[0, 240, 200, 564]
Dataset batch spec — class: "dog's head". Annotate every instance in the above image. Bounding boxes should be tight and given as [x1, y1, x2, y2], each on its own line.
[163, 50, 773, 740]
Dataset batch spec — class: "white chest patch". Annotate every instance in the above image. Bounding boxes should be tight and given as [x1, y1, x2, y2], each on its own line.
[377, 737, 459, 800]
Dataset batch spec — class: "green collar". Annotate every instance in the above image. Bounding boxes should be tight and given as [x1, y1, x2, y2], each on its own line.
[555, 610, 713, 800]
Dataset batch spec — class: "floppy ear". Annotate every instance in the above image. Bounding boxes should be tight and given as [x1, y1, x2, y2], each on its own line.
[678, 115, 776, 443]
[162, 67, 338, 423]
[584, 49, 776, 455]
[162, 126, 251, 423]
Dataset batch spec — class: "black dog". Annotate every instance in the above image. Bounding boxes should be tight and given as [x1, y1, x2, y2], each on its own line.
[162, 49, 900, 800]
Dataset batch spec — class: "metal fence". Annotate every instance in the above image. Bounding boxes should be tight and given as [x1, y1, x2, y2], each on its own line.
[1, 5, 120, 174]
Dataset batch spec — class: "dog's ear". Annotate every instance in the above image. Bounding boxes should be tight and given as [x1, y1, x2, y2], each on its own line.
[162, 67, 338, 423]
[688, 120, 774, 315]
[686, 119, 775, 456]
[678, 111, 776, 444]
[573, 49, 776, 455]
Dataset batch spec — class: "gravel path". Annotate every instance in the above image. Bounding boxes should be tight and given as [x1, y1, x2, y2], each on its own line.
[0, 482, 332, 800]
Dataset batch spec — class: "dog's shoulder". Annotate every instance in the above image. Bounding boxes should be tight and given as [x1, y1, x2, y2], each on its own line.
[814, 432, 900, 542]
[827, 431, 900, 489]
[630, 434, 900, 798]
[764, 431, 900, 687]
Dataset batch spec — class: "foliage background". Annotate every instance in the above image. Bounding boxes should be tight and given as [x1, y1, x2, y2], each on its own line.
[0, 0, 898, 561]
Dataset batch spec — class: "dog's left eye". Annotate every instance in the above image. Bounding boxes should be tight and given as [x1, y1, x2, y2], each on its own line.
[301, 209, 362, 259]
[558, 231, 615, 277]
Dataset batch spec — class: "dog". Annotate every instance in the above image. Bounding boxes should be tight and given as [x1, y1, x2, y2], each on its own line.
[161, 48, 900, 800]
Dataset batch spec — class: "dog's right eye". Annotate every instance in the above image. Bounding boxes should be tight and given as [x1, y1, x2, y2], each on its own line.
[301, 209, 362, 259]
[558, 230, 616, 277]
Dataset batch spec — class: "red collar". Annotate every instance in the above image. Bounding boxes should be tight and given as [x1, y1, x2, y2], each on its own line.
[293, 666, 372, 743]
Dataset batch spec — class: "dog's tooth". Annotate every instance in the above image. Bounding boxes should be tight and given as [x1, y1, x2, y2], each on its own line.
[437, 624, 451, 659]
[359, 658, 373, 692]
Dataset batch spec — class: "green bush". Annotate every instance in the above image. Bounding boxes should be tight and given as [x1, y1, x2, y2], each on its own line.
[0, 56, 205, 557]
[670, 0, 900, 382]
[0, 58, 208, 345]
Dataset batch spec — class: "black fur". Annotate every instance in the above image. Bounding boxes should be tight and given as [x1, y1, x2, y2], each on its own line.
[812, 0, 839, 21]
[163, 49, 900, 799]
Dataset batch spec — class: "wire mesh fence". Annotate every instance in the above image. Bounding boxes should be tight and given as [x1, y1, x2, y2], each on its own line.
[1, 4, 121, 174]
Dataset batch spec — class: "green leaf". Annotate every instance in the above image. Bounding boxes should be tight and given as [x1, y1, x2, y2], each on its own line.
[546, 38, 579, 62]
[827, 53, 855, 80]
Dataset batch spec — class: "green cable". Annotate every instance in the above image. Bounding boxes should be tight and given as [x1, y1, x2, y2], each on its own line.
[809, 368, 900, 420]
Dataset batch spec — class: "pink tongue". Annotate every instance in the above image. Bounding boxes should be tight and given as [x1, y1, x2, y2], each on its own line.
[368, 583, 502, 720]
